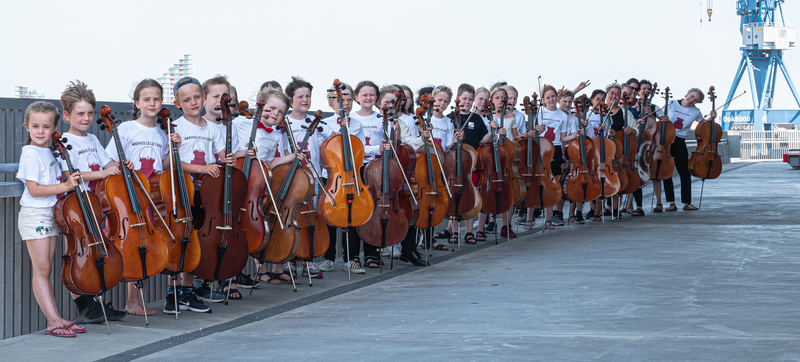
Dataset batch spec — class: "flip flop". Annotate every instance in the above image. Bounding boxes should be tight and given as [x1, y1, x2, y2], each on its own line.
[683, 204, 698, 211]
[64, 321, 85, 333]
[45, 324, 76, 338]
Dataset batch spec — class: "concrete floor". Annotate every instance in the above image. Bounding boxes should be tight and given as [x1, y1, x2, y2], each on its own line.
[2, 161, 798, 362]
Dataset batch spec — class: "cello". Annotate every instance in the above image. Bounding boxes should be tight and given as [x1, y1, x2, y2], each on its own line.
[97, 106, 168, 325]
[319, 79, 373, 228]
[563, 95, 602, 202]
[444, 98, 482, 221]
[254, 114, 315, 267]
[149, 108, 201, 275]
[233, 100, 271, 254]
[688, 86, 722, 180]
[413, 100, 449, 232]
[358, 105, 409, 260]
[592, 102, 621, 197]
[52, 131, 124, 333]
[635, 82, 659, 188]
[391, 91, 420, 226]
[191, 93, 249, 288]
[495, 95, 526, 206]
[688, 86, 722, 209]
[284, 111, 331, 284]
[520, 94, 561, 208]
[618, 92, 640, 195]
[650, 87, 676, 181]
[477, 100, 515, 219]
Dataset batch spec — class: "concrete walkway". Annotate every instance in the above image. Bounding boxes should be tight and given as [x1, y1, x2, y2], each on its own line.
[2, 161, 798, 361]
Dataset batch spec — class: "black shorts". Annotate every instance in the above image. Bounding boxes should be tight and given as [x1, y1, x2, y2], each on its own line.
[550, 146, 564, 176]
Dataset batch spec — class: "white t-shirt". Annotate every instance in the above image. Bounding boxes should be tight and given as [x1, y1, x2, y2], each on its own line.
[429, 115, 455, 151]
[559, 112, 584, 139]
[283, 113, 324, 175]
[231, 116, 256, 153]
[59, 132, 113, 192]
[105, 121, 169, 178]
[349, 110, 382, 161]
[537, 108, 568, 146]
[17, 145, 63, 208]
[172, 116, 225, 166]
[513, 109, 527, 135]
[212, 121, 238, 159]
[254, 125, 284, 162]
[399, 113, 419, 138]
[666, 99, 703, 138]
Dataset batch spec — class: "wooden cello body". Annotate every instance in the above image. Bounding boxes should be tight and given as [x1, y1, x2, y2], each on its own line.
[233, 101, 270, 254]
[413, 103, 449, 229]
[52, 131, 125, 295]
[444, 101, 482, 220]
[563, 95, 602, 202]
[191, 94, 249, 282]
[318, 79, 373, 228]
[593, 104, 621, 197]
[477, 101, 515, 215]
[149, 108, 201, 274]
[650, 87, 676, 181]
[96, 106, 168, 282]
[688, 86, 722, 180]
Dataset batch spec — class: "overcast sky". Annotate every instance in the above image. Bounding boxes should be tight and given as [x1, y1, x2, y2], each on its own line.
[2, 0, 798, 116]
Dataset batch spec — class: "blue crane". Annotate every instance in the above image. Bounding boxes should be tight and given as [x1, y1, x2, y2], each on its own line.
[722, 0, 799, 130]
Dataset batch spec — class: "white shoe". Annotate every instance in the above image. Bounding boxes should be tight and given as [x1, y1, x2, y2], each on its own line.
[472, 220, 479, 228]
[304, 261, 320, 274]
[284, 262, 297, 273]
[343, 260, 365, 274]
[381, 245, 402, 259]
[318, 260, 334, 272]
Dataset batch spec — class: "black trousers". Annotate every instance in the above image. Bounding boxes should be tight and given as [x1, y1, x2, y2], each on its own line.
[400, 227, 419, 257]
[663, 137, 691, 204]
[633, 188, 642, 207]
[323, 225, 361, 262]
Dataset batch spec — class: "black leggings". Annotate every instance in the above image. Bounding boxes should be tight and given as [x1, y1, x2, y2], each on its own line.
[323, 225, 361, 263]
[633, 188, 643, 207]
[663, 137, 691, 204]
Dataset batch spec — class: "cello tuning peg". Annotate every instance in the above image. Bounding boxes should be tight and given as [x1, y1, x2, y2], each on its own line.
[320, 120, 327, 125]
[301, 125, 308, 130]
[109, 114, 116, 120]
[216, 116, 223, 122]
[66, 145, 73, 150]
[316, 126, 323, 132]
[342, 92, 349, 96]
[214, 107, 221, 111]
[100, 125, 106, 130]
[305, 118, 312, 123]
[326, 88, 334, 92]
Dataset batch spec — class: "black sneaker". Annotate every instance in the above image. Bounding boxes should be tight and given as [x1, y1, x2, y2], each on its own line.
[575, 213, 585, 224]
[195, 285, 225, 303]
[179, 292, 210, 313]
[552, 213, 565, 226]
[163, 293, 180, 315]
[485, 221, 496, 232]
[75, 302, 126, 324]
[235, 272, 260, 289]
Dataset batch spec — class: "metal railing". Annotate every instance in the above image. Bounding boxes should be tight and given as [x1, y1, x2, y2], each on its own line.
[739, 130, 800, 160]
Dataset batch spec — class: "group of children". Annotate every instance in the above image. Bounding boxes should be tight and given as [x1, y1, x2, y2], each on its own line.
[17, 75, 715, 337]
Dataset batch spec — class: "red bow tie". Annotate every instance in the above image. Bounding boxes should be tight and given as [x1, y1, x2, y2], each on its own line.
[257, 122, 273, 133]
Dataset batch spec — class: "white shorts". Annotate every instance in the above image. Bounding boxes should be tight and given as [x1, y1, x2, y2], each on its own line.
[18, 207, 60, 240]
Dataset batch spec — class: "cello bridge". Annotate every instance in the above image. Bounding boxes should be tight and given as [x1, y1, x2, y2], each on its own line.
[215, 226, 232, 230]
[342, 182, 356, 186]
[534, 173, 544, 177]
[453, 184, 462, 187]
[176, 217, 192, 223]
[240, 208, 246, 212]
[379, 204, 390, 207]
[425, 192, 438, 195]
[87, 241, 100, 247]
[130, 223, 146, 227]
[300, 210, 316, 215]
[492, 180, 504, 183]
[522, 174, 533, 177]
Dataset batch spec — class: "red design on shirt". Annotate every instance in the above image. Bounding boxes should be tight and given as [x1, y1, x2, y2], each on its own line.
[138, 147, 157, 178]
[365, 136, 371, 145]
[87, 154, 101, 192]
[593, 127, 599, 137]
[674, 117, 685, 130]
[191, 141, 208, 165]
[56, 175, 65, 200]
[433, 138, 443, 150]
[543, 126, 556, 142]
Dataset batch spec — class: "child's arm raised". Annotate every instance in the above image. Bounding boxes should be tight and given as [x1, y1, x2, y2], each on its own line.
[26, 173, 80, 197]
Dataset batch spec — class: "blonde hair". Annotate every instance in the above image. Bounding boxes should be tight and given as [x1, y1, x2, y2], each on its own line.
[489, 81, 507, 93]
[202, 74, 230, 94]
[489, 87, 508, 101]
[60, 80, 96, 115]
[378, 85, 401, 106]
[24, 101, 60, 145]
[432, 85, 453, 101]
[688, 88, 705, 103]
[326, 82, 353, 106]
[502, 85, 518, 97]
[257, 86, 290, 114]
[475, 87, 489, 96]
[558, 89, 575, 101]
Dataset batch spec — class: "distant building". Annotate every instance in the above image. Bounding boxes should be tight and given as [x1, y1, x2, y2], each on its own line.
[14, 86, 44, 99]
[159, 55, 192, 103]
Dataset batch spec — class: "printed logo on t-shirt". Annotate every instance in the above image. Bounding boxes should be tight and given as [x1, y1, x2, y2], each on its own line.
[433, 138, 443, 149]
[544, 127, 556, 142]
[87, 153, 102, 192]
[468, 122, 475, 130]
[137, 146, 158, 178]
[675, 117, 685, 130]
[190, 141, 208, 165]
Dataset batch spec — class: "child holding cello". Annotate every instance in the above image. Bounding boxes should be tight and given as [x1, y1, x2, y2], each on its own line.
[17, 101, 84, 337]
[58, 81, 128, 324]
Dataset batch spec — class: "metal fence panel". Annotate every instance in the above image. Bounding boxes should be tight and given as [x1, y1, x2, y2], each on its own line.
[739, 130, 800, 160]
